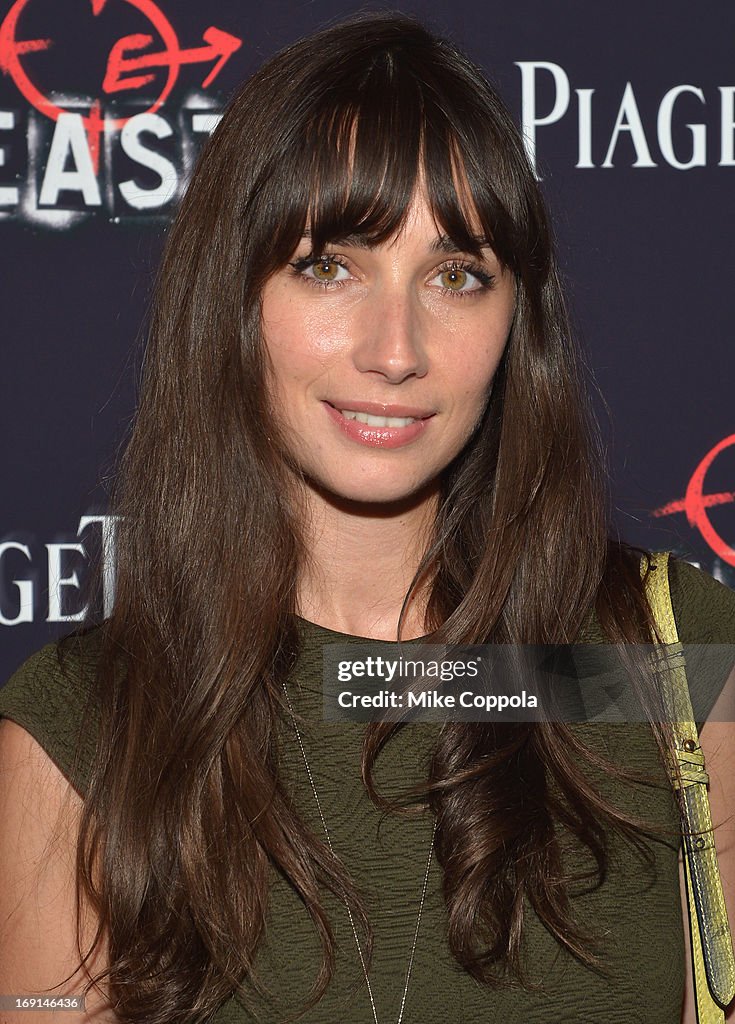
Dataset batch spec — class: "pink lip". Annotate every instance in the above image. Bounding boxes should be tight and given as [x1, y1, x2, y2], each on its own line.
[322, 401, 434, 449]
[325, 399, 435, 418]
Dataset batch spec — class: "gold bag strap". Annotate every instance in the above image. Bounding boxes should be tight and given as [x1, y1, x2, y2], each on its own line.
[641, 551, 735, 1022]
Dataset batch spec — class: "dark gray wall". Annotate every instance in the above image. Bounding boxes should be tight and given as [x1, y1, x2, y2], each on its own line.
[2, 0, 734, 675]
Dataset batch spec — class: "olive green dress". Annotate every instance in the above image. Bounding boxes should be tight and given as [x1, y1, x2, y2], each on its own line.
[2, 555, 734, 1023]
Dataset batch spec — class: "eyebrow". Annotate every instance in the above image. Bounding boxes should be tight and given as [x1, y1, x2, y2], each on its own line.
[301, 231, 494, 255]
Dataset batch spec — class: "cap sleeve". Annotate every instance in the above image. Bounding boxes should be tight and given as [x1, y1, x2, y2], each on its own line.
[0, 630, 103, 797]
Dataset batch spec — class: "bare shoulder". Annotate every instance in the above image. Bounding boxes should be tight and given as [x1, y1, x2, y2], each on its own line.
[0, 719, 118, 1023]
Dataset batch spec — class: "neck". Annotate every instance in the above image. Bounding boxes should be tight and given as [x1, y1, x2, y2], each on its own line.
[295, 479, 439, 641]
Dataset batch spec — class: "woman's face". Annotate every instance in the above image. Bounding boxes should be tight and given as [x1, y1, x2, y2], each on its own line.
[260, 185, 516, 506]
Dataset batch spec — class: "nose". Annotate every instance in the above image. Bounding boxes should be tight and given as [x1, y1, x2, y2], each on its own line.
[350, 287, 429, 384]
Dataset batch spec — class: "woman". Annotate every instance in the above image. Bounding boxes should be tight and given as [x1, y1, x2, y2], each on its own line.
[1, 11, 734, 1024]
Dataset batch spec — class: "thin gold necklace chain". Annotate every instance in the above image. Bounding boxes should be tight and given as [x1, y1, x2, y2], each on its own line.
[281, 682, 437, 1024]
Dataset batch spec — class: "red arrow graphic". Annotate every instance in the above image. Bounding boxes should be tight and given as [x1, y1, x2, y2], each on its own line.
[103, 25, 241, 93]
[0, 0, 242, 175]
[651, 433, 735, 567]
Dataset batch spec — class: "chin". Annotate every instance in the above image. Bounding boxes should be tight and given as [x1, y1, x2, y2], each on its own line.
[312, 472, 438, 508]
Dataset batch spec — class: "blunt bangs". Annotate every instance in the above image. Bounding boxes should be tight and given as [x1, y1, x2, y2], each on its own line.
[254, 36, 534, 281]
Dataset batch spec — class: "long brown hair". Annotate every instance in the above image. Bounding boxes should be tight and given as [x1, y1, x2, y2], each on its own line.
[62, 12, 681, 1023]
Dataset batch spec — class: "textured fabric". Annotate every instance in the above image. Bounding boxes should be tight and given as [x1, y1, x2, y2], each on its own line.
[1, 555, 734, 1023]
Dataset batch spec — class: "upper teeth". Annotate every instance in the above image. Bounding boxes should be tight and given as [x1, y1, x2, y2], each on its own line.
[339, 409, 417, 427]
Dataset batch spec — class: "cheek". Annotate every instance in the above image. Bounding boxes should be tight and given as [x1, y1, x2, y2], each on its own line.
[455, 348, 504, 435]
[262, 293, 349, 378]
[444, 329, 508, 402]
[458, 362, 499, 419]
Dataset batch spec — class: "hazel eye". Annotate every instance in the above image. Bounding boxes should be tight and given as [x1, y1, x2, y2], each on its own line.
[289, 255, 353, 287]
[428, 263, 491, 295]
[440, 268, 470, 291]
[311, 259, 348, 282]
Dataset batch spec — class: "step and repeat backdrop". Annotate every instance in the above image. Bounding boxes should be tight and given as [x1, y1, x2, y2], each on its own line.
[1, 0, 733, 676]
